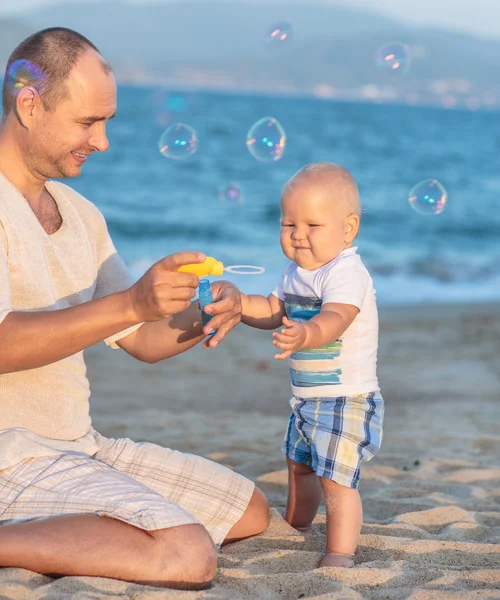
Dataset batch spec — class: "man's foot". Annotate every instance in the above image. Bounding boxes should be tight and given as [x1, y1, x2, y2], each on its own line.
[319, 552, 355, 568]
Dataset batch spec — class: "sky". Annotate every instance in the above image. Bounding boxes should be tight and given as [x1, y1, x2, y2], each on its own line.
[0, 0, 499, 41]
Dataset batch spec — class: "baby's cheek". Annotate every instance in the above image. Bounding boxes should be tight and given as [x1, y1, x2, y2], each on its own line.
[280, 238, 293, 257]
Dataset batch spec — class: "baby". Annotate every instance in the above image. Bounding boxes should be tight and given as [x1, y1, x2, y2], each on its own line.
[241, 162, 384, 568]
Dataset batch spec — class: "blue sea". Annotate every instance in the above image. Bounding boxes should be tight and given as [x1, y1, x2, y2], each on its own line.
[70, 86, 500, 306]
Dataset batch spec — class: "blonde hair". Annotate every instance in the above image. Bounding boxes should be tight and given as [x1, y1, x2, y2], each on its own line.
[282, 162, 361, 217]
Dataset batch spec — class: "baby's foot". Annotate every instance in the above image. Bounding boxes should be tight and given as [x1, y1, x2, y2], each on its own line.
[294, 525, 312, 533]
[319, 552, 355, 568]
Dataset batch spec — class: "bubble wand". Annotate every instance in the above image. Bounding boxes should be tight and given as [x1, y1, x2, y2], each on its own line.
[178, 256, 265, 277]
[179, 256, 265, 337]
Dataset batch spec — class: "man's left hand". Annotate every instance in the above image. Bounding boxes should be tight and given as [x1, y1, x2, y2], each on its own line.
[202, 280, 242, 348]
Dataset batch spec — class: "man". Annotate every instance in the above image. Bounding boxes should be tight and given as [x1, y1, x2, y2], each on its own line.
[0, 28, 269, 590]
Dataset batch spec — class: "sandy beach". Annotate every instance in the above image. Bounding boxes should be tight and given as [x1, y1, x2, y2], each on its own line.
[1, 301, 499, 599]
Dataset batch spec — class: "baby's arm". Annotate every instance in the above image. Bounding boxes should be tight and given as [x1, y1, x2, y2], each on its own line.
[241, 293, 286, 330]
[273, 302, 359, 360]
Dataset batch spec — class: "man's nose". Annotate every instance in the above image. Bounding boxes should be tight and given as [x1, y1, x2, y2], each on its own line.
[89, 124, 110, 153]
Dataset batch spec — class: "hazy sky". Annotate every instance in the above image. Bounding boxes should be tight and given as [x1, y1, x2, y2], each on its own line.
[1, 0, 499, 41]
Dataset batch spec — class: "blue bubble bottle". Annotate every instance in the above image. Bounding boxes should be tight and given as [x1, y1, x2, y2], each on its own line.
[199, 278, 216, 336]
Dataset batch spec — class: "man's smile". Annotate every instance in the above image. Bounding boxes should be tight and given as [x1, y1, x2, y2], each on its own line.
[71, 151, 89, 164]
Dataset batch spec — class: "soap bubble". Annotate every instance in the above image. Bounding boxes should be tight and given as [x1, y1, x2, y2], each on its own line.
[219, 183, 244, 203]
[408, 179, 447, 216]
[376, 43, 411, 75]
[159, 123, 197, 160]
[5, 59, 46, 99]
[246, 117, 286, 162]
[266, 21, 293, 44]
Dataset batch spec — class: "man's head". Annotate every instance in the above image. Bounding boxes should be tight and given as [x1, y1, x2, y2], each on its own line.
[1, 27, 116, 179]
[280, 162, 361, 270]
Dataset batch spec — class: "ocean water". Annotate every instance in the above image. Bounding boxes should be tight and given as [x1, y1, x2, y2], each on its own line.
[69, 86, 500, 306]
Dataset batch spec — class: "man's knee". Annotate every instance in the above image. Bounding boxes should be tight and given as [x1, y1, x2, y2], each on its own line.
[249, 486, 271, 534]
[225, 487, 270, 543]
[150, 524, 216, 589]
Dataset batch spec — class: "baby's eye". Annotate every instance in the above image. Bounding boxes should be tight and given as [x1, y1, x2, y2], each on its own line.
[309, 224, 321, 228]
[281, 223, 294, 227]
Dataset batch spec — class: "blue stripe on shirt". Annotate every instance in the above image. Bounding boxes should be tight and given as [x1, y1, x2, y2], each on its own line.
[284, 292, 343, 388]
[289, 368, 342, 387]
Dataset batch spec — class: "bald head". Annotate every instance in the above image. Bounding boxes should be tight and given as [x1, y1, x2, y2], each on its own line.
[282, 162, 361, 218]
[2, 27, 111, 122]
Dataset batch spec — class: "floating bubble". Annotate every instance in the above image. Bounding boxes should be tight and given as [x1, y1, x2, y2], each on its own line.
[159, 123, 197, 160]
[408, 179, 447, 216]
[219, 183, 244, 203]
[5, 59, 46, 98]
[266, 21, 293, 44]
[224, 265, 266, 275]
[246, 117, 286, 162]
[375, 43, 411, 75]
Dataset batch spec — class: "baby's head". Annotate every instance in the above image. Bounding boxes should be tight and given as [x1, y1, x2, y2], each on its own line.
[280, 162, 361, 270]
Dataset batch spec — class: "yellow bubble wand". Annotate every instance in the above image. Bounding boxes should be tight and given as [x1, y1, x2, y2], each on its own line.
[179, 256, 265, 337]
[178, 256, 265, 277]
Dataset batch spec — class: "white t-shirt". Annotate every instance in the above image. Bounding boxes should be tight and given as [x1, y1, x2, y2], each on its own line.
[272, 246, 380, 398]
[0, 172, 143, 471]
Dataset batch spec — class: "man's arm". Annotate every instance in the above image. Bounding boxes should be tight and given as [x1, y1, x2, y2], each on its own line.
[116, 280, 244, 363]
[116, 301, 204, 362]
[0, 251, 204, 375]
[0, 291, 139, 375]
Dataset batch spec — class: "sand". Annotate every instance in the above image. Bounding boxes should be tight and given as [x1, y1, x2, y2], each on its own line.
[0, 301, 499, 599]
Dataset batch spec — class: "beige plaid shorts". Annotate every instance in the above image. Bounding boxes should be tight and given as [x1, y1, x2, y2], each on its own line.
[0, 431, 255, 548]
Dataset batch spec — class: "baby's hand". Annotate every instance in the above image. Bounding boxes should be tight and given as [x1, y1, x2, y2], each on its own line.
[272, 316, 307, 360]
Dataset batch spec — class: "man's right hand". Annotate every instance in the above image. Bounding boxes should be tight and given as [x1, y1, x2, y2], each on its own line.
[127, 252, 206, 322]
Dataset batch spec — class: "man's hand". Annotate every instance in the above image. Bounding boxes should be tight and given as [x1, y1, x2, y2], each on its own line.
[272, 316, 307, 360]
[127, 252, 206, 322]
[201, 280, 242, 348]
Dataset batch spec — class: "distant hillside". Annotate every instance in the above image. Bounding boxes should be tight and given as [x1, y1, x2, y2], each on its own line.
[2, 1, 500, 108]
[25, 1, 394, 61]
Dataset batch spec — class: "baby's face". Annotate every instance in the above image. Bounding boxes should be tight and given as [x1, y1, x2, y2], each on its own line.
[280, 181, 351, 270]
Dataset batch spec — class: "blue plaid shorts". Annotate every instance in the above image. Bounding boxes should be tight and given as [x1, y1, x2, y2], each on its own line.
[283, 392, 384, 489]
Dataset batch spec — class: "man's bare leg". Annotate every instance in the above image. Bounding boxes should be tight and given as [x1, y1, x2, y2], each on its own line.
[223, 487, 270, 544]
[0, 515, 216, 589]
[285, 457, 322, 532]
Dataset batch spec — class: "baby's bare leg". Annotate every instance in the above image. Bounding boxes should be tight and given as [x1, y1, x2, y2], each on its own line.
[285, 456, 322, 531]
[319, 478, 362, 568]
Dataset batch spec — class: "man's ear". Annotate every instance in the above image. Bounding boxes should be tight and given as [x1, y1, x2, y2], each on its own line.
[15, 86, 39, 128]
[344, 214, 360, 243]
